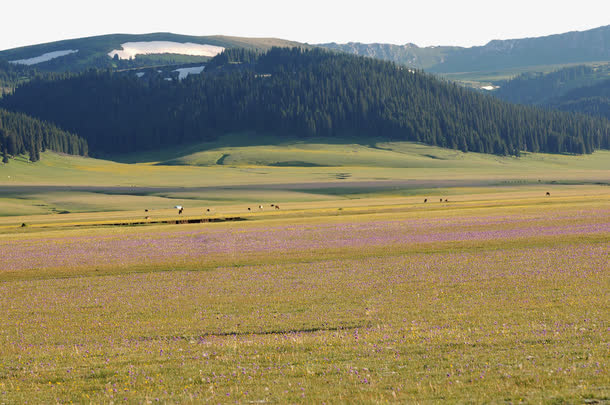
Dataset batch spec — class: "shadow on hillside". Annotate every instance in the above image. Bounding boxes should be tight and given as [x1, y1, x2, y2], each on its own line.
[105, 132, 405, 165]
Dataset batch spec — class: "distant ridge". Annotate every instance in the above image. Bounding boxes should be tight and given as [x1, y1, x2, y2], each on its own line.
[319, 42, 458, 70]
[2, 26, 607, 75]
[319, 25, 610, 73]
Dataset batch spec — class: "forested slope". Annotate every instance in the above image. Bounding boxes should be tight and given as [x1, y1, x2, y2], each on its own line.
[0, 109, 88, 163]
[551, 79, 610, 119]
[0, 60, 36, 96]
[494, 65, 610, 105]
[2, 48, 608, 157]
[493, 64, 610, 121]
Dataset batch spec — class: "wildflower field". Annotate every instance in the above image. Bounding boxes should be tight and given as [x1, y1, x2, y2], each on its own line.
[0, 186, 608, 403]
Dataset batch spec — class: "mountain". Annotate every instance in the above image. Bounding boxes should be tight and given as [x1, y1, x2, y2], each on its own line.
[0, 33, 307, 73]
[319, 42, 459, 70]
[3, 26, 607, 87]
[0, 108, 88, 163]
[318, 25, 610, 76]
[2, 48, 608, 158]
[431, 25, 610, 73]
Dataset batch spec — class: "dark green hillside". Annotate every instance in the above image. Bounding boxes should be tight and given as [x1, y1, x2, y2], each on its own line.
[2, 48, 608, 157]
[0, 60, 36, 96]
[493, 64, 610, 105]
[0, 109, 88, 163]
[492, 64, 610, 121]
[550, 79, 610, 120]
[0, 33, 307, 73]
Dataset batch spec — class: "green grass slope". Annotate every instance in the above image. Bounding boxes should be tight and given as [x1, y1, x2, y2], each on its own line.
[1, 139, 608, 217]
[124, 134, 610, 173]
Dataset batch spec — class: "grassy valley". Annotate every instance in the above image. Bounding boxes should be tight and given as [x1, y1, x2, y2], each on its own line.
[0, 27, 609, 404]
[0, 145, 608, 402]
[1, 138, 608, 220]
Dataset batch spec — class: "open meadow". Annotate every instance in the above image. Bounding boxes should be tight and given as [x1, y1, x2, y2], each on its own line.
[0, 143, 609, 403]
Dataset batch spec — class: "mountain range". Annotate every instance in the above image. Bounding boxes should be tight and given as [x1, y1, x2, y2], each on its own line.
[1, 25, 608, 78]
[320, 25, 610, 74]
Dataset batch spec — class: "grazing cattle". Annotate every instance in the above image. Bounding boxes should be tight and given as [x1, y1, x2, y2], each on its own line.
[145, 216, 150, 220]
[206, 208, 210, 212]
[424, 199, 427, 203]
[546, 192, 550, 196]
[275, 205, 280, 210]
[440, 198, 443, 202]
[248, 207, 251, 211]
[259, 205, 263, 210]
[270, 204, 275, 207]
[178, 208, 183, 215]
[445, 199, 448, 202]
[144, 209, 148, 212]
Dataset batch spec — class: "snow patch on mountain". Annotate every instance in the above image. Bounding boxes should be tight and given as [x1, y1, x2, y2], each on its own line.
[10, 50, 79, 65]
[173, 66, 205, 80]
[108, 42, 224, 59]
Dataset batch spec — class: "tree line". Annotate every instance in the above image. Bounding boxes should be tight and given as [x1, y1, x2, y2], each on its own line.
[2, 48, 608, 157]
[0, 59, 37, 96]
[0, 108, 88, 163]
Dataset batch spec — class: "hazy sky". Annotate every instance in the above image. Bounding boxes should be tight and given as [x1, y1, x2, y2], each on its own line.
[1, 0, 608, 51]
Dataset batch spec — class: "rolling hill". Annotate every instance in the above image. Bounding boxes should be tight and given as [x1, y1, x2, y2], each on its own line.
[0, 33, 307, 73]
[2, 48, 608, 158]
